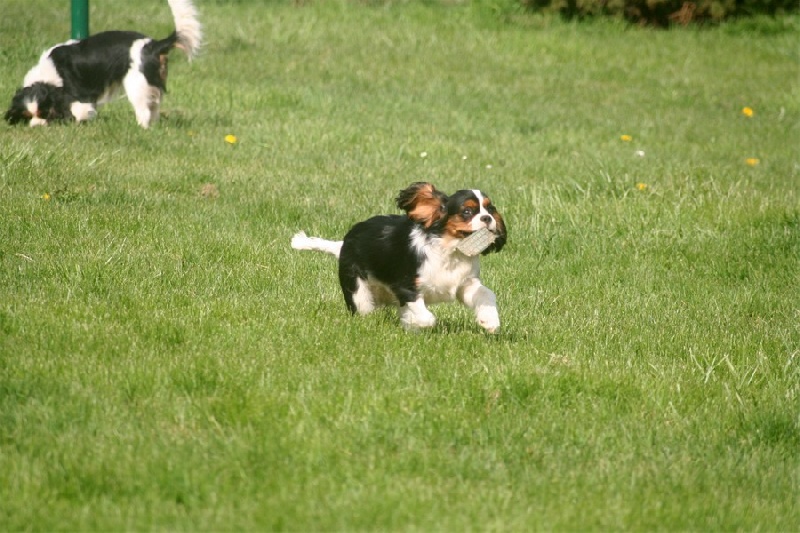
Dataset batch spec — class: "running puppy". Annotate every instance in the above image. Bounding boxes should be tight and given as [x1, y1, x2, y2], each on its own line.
[292, 182, 507, 332]
[5, 0, 201, 128]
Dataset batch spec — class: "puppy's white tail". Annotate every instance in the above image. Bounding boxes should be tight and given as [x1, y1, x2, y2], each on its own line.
[168, 0, 202, 60]
[291, 231, 343, 258]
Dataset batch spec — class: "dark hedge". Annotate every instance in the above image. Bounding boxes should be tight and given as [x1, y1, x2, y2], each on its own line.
[519, 0, 798, 26]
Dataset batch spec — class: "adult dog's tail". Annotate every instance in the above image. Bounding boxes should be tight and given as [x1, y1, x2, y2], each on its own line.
[291, 232, 344, 259]
[167, 0, 202, 60]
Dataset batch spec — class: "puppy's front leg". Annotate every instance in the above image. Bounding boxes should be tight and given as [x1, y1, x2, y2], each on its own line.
[399, 296, 436, 331]
[458, 278, 500, 333]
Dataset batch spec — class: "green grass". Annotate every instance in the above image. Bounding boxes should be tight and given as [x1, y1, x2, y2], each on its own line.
[1, 1, 798, 530]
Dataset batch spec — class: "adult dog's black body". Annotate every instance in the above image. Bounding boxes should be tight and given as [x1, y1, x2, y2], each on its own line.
[4, 0, 201, 128]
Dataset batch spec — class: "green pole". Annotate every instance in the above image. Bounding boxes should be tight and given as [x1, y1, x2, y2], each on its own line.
[71, 0, 89, 39]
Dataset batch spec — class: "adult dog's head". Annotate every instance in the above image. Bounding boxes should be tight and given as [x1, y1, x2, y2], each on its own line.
[5, 82, 71, 126]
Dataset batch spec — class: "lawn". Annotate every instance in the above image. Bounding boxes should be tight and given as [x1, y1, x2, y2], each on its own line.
[1, 0, 798, 530]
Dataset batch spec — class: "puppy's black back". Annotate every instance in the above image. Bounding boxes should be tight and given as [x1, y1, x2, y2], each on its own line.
[338, 215, 421, 312]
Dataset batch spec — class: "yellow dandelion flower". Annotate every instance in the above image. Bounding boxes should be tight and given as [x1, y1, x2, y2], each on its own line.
[620, 135, 632, 142]
[636, 183, 647, 191]
[225, 134, 238, 144]
[745, 158, 760, 166]
[742, 107, 754, 118]
[42, 193, 51, 201]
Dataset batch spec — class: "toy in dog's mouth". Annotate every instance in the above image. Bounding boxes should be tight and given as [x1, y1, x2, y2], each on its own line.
[455, 227, 497, 256]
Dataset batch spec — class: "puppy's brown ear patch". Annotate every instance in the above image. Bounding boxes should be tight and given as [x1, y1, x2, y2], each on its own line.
[396, 182, 447, 228]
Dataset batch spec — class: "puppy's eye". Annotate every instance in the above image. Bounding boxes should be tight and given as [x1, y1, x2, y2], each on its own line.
[440, 204, 446, 212]
[462, 208, 473, 218]
[487, 205, 496, 214]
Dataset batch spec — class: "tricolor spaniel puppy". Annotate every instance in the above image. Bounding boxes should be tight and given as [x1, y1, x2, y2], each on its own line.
[292, 182, 507, 332]
[4, 0, 201, 128]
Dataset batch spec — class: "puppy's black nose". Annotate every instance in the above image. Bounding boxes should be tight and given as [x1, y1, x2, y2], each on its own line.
[481, 215, 493, 225]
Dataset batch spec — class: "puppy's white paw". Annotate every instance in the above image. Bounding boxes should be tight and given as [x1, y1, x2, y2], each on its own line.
[400, 305, 436, 331]
[476, 306, 500, 333]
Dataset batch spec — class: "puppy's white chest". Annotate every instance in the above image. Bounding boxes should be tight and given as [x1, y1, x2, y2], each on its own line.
[418, 251, 479, 304]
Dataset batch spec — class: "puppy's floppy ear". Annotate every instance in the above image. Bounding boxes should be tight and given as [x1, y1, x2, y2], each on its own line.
[396, 182, 448, 228]
[482, 210, 507, 255]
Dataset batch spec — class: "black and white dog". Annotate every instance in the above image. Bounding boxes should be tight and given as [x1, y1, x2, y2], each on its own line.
[291, 182, 508, 332]
[4, 0, 201, 128]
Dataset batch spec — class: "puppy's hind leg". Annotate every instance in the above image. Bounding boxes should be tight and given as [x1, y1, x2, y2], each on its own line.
[339, 268, 375, 316]
[351, 278, 378, 315]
